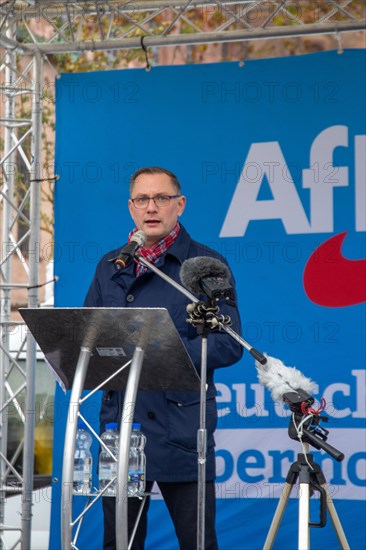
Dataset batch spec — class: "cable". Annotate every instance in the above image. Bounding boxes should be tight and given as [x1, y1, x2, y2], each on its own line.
[291, 412, 315, 471]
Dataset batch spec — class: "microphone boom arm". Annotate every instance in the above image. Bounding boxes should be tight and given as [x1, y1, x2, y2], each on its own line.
[135, 253, 267, 364]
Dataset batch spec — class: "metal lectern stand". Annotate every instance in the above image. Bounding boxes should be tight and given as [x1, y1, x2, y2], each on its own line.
[20, 307, 200, 550]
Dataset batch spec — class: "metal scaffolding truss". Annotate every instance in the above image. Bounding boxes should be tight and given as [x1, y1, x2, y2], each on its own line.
[0, 1, 365, 548]
[0, 22, 43, 547]
[0, 0, 365, 53]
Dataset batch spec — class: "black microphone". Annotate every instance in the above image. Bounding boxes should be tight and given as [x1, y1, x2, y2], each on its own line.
[114, 230, 146, 270]
[180, 256, 235, 301]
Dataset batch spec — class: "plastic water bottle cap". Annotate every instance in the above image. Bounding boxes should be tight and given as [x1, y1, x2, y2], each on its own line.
[77, 419, 87, 430]
[106, 422, 119, 430]
[132, 423, 141, 430]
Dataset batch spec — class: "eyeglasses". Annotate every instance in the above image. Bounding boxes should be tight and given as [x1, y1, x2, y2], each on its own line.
[130, 194, 181, 209]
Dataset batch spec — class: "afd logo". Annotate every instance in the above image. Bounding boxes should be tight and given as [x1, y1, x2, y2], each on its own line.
[304, 232, 366, 307]
[220, 125, 365, 236]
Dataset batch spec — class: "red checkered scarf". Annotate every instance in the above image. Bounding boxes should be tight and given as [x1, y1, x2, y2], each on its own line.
[128, 222, 180, 277]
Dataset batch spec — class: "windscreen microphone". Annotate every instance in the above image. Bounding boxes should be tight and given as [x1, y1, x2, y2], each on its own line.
[255, 354, 317, 402]
[180, 256, 235, 301]
[114, 230, 146, 270]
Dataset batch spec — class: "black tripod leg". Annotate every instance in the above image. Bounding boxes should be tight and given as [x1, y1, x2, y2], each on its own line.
[263, 483, 293, 549]
[322, 484, 350, 550]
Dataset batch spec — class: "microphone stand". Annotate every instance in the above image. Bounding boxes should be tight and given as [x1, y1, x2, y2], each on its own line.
[134, 253, 267, 550]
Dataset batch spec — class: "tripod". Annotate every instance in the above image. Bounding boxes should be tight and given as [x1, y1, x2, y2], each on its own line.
[264, 419, 350, 550]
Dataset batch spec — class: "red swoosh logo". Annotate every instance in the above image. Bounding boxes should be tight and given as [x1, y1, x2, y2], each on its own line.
[303, 232, 366, 307]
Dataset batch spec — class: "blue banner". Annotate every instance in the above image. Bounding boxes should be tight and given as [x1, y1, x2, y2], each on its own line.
[51, 50, 366, 549]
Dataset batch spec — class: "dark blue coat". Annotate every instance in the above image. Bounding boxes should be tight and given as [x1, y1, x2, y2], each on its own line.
[84, 225, 243, 481]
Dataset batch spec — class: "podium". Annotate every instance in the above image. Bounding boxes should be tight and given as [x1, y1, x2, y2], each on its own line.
[20, 307, 200, 550]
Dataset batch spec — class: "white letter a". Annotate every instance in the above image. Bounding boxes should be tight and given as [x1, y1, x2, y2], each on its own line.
[220, 142, 310, 237]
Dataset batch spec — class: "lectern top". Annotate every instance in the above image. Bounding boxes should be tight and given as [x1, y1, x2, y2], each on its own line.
[19, 307, 200, 392]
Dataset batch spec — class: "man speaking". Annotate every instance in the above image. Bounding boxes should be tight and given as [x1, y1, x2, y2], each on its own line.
[84, 166, 243, 549]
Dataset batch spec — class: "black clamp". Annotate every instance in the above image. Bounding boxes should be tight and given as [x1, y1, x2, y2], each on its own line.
[140, 36, 151, 72]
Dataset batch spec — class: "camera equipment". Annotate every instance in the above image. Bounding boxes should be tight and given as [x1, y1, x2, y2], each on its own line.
[283, 389, 315, 412]
[282, 389, 344, 462]
[264, 389, 348, 549]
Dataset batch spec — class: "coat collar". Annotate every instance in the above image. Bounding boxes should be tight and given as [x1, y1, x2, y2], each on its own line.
[160, 224, 191, 266]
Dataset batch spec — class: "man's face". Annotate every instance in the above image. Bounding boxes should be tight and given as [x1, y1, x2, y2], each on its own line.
[128, 172, 186, 248]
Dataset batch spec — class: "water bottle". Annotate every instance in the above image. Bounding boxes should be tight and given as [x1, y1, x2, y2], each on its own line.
[73, 420, 93, 495]
[128, 423, 146, 497]
[99, 422, 119, 496]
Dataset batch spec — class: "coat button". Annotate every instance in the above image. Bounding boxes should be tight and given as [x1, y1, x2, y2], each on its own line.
[126, 294, 135, 303]
[147, 411, 156, 419]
